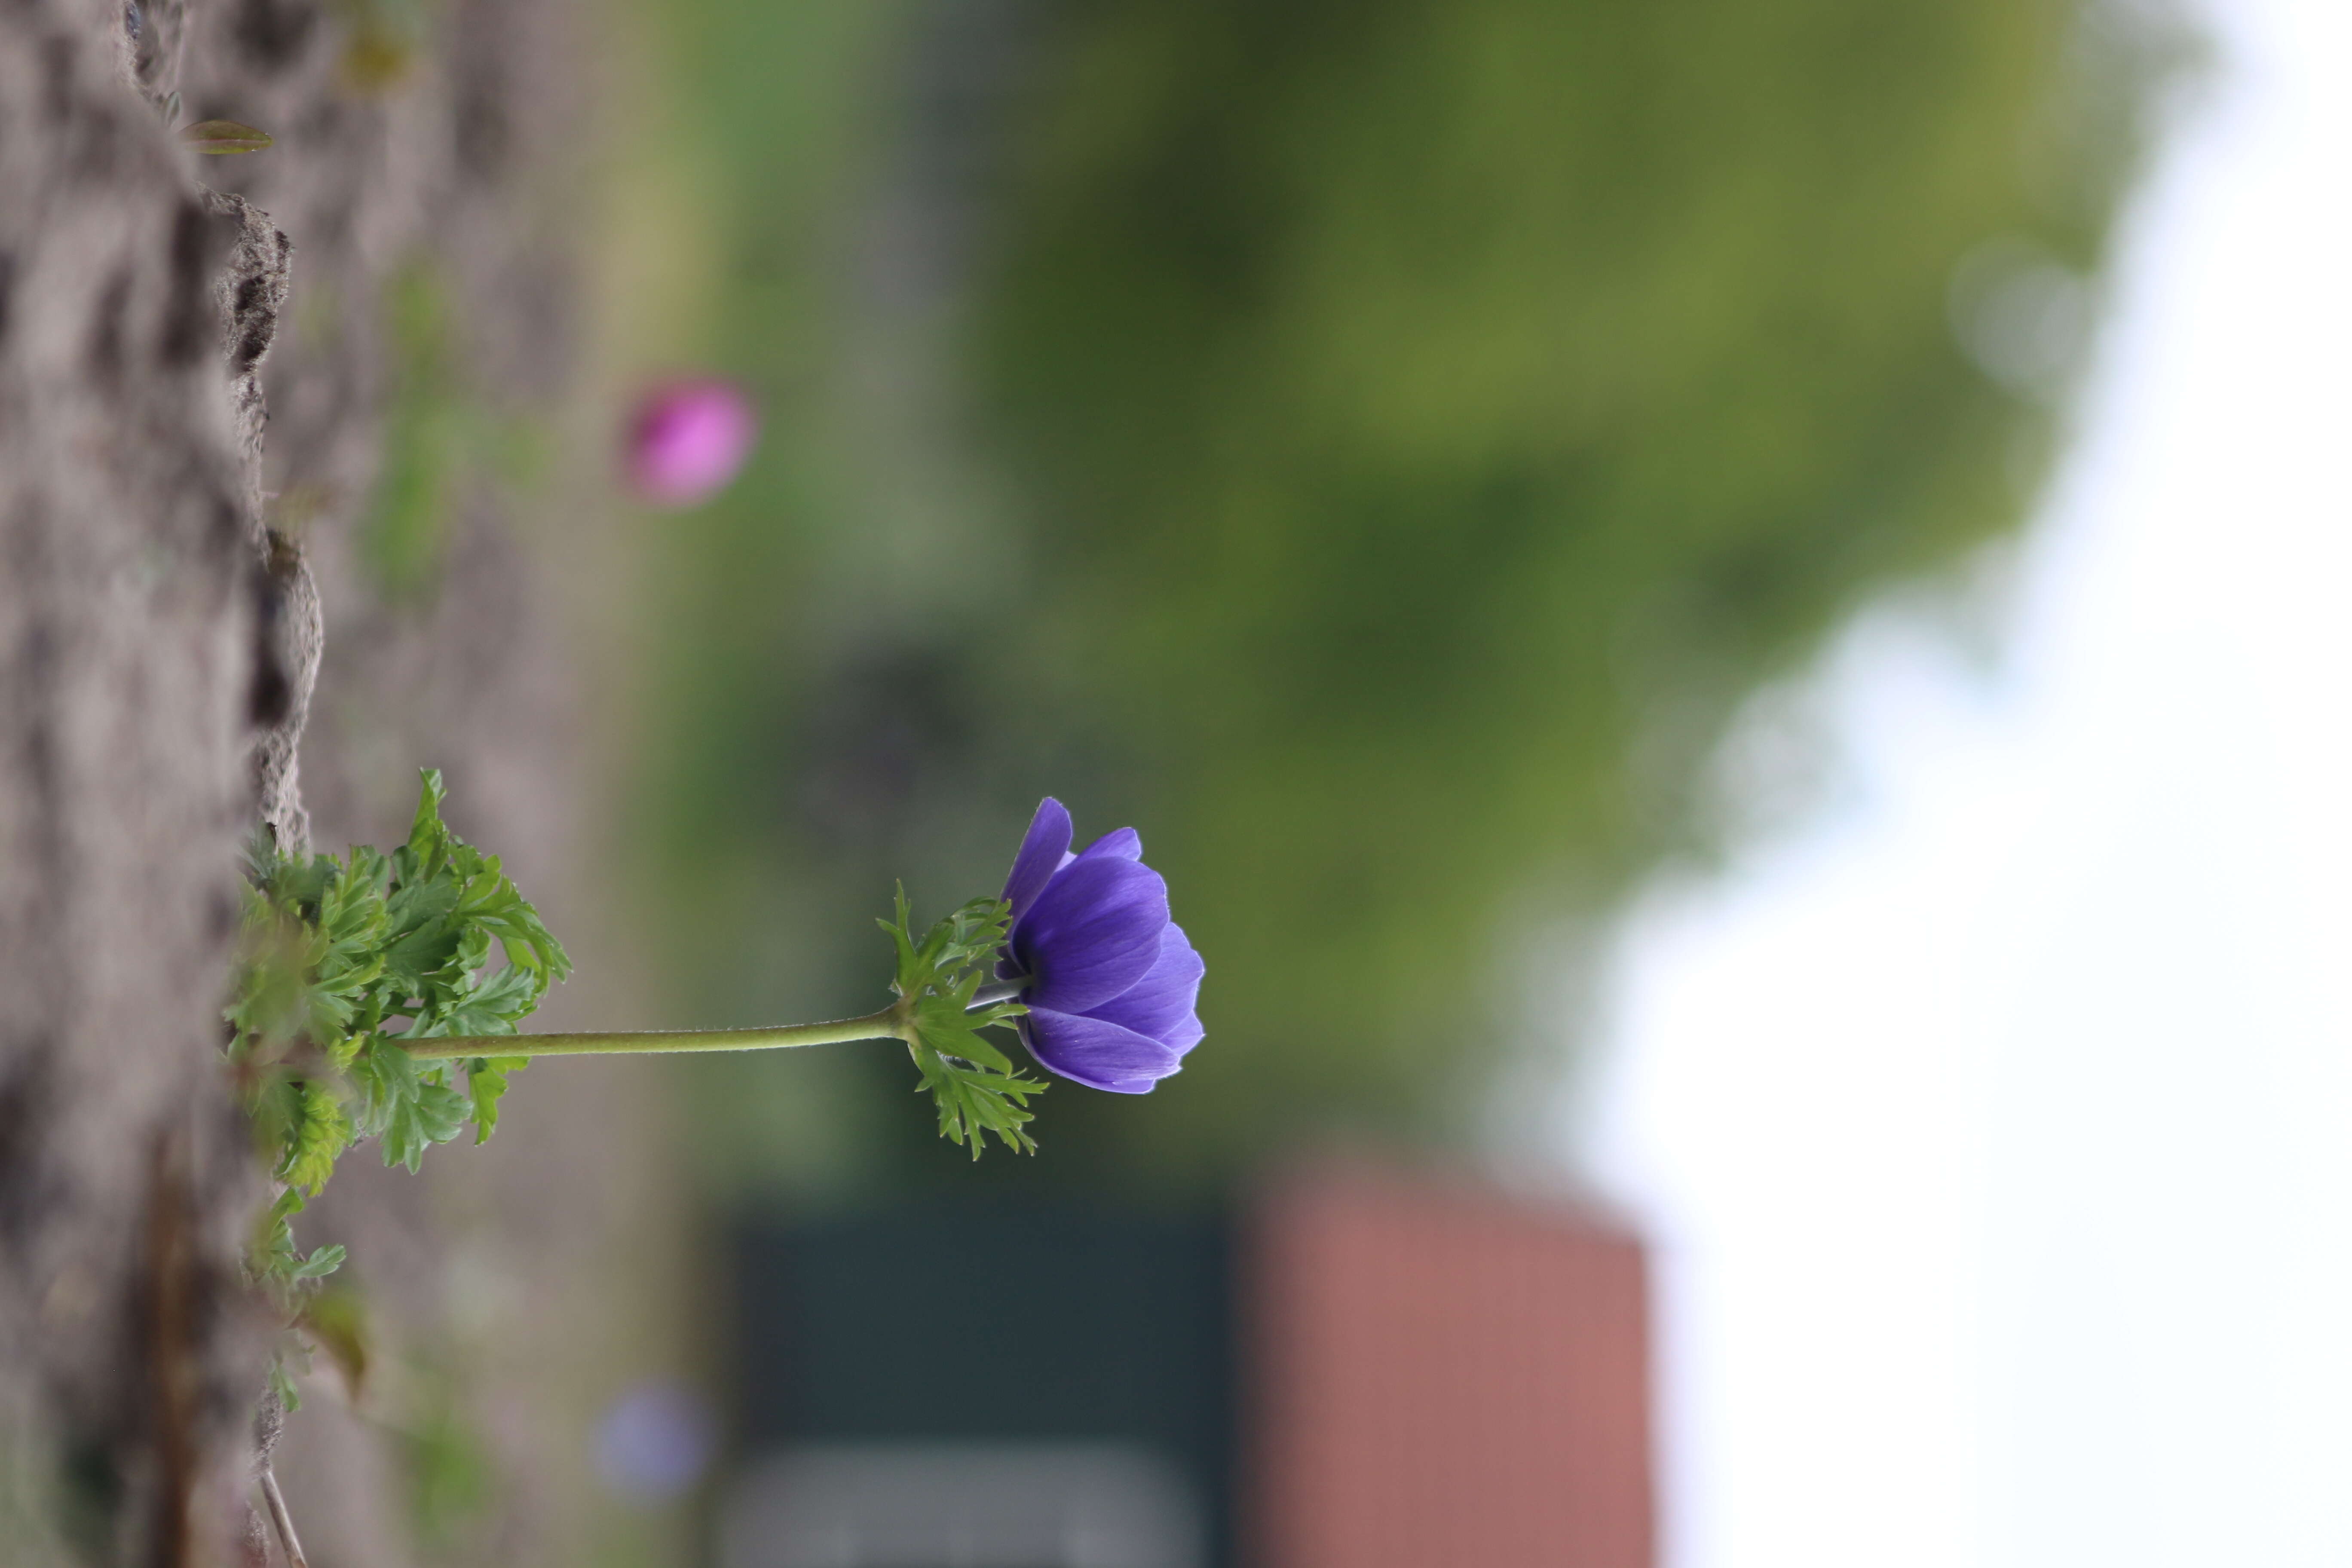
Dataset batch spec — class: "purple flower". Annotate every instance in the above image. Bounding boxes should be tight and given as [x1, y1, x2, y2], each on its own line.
[624, 380, 757, 507]
[998, 798, 1204, 1094]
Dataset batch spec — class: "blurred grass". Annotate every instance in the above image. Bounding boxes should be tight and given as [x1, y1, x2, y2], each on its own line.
[362, 260, 461, 598]
[361, 257, 557, 602]
[634, 0, 2176, 1195]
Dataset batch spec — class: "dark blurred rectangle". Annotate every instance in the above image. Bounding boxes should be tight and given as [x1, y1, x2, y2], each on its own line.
[729, 1200, 1236, 1566]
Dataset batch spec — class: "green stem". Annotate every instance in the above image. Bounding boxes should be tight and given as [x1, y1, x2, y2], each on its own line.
[392, 1005, 907, 1061]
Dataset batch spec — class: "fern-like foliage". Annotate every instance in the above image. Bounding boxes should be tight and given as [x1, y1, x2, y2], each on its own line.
[229, 770, 571, 1306]
[880, 888, 1047, 1157]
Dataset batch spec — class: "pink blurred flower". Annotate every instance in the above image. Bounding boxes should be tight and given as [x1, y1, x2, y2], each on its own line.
[624, 380, 757, 507]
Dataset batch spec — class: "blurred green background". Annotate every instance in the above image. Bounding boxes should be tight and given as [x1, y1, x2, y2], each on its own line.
[623, 0, 2168, 1203]
[292, 5, 2183, 1560]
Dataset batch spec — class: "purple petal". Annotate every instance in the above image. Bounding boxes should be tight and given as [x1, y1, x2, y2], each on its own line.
[1014, 856, 1168, 1015]
[1021, 1008, 1185, 1093]
[1000, 798, 1073, 922]
[1086, 923, 1204, 1045]
[1075, 827, 1142, 863]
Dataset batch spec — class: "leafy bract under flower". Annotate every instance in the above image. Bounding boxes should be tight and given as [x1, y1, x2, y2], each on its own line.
[998, 798, 1204, 1094]
[880, 889, 1044, 1157]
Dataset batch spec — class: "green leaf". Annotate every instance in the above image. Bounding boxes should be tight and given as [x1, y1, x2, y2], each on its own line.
[256, 1185, 304, 1271]
[380, 880, 464, 987]
[346, 1031, 421, 1138]
[407, 768, 453, 865]
[464, 1057, 526, 1143]
[454, 864, 573, 986]
[909, 1039, 1046, 1158]
[181, 119, 273, 153]
[291, 1244, 347, 1281]
[281, 1082, 354, 1197]
[879, 884, 921, 989]
[268, 1357, 302, 1413]
[416, 962, 538, 1038]
[880, 891, 1041, 1157]
[381, 1079, 470, 1172]
[245, 1071, 305, 1159]
[913, 997, 1017, 1076]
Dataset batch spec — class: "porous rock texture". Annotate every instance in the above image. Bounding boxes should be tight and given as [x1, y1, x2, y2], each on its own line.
[0, 6, 278, 1564]
[0, 0, 622, 1562]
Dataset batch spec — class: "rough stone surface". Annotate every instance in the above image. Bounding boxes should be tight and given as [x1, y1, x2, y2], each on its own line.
[0, 0, 649, 1563]
[170, 6, 698, 1568]
[0, 5, 272, 1562]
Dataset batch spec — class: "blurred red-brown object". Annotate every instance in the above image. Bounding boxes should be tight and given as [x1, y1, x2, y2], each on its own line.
[1252, 1164, 1653, 1568]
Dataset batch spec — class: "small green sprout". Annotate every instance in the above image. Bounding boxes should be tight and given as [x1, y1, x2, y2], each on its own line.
[181, 119, 274, 153]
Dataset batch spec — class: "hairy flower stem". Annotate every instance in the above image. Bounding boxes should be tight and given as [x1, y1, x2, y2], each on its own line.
[394, 1005, 909, 1061]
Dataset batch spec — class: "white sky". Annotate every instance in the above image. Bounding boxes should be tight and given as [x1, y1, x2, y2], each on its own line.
[1579, 2, 2352, 1565]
